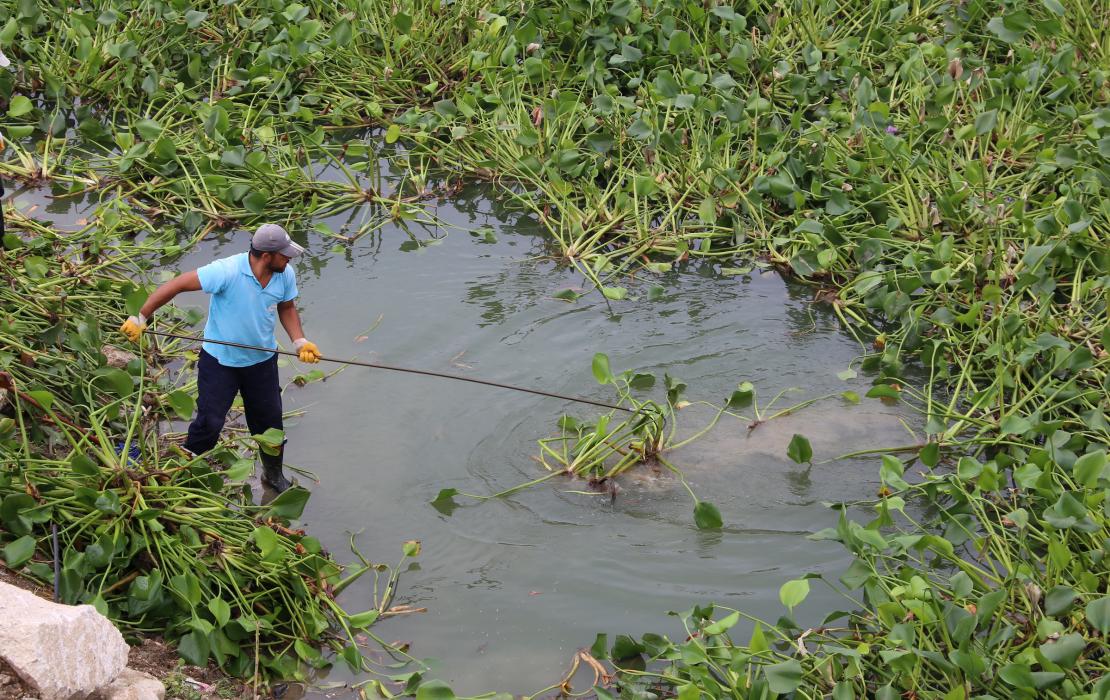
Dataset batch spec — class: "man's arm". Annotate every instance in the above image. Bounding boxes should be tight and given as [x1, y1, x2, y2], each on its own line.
[120, 271, 202, 341]
[139, 271, 202, 319]
[277, 301, 321, 363]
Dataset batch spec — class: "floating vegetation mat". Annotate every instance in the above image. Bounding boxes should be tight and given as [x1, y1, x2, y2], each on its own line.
[1, 0, 1108, 696]
[0, 224, 416, 686]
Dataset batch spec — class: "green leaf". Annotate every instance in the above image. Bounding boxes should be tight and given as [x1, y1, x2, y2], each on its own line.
[919, 442, 940, 468]
[986, 16, 1025, 43]
[392, 12, 413, 34]
[135, 118, 163, 140]
[693, 501, 722, 530]
[553, 289, 579, 302]
[385, 124, 401, 144]
[177, 631, 210, 666]
[779, 578, 810, 610]
[94, 368, 134, 397]
[340, 644, 362, 672]
[184, 9, 208, 27]
[331, 18, 354, 46]
[957, 457, 983, 482]
[433, 99, 457, 119]
[348, 609, 380, 628]
[611, 635, 644, 660]
[7, 95, 33, 118]
[999, 414, 1032, 435]
[600, 286, 627, 301]
[242, 190, 268, 214]
[749, 623, 769, 654]
[223, 459, 254, 481]
[3, 535, 36, 568]
[592, 353, 613, 384]
[252, 427, 285, 453]
[667, 30, 691, 54]
[676, 684, 699, 700]
[1072, 450, 1105, 488]
[880, 455, 910, 490]
[430, 488, 458, 508]
[727, 382, 755, 408]
[1041, 0, 1065, 14]
[70, 453, 100, 476]
[764, 659, 803, 694]
[208, 597, 231, 627]
[169, 573, 202, 607]
[1039, 633, 1085, 669]
[698, 196, 717, 224]
[703, 611, 739, 635]
[1045, 585, 1077, 615]
[665, 374, 687, 405]
[264, 486, 310, 520]
[999, 663, 1035, 689]
[166, 390, 196, 420]
[786, 434, 812, 464]
[974, 109, 998, 136]
[1085, 597, 1110, 633]
[251, 526, 284, 563]
[866, 384, 901, 399]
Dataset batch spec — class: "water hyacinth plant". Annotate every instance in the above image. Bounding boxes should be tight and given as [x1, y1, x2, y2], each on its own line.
[0, 223, 417, 684]
[0, 0, 1106, 695]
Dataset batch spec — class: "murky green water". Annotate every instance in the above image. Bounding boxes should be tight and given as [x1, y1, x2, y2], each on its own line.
[13, 179, 914, 695]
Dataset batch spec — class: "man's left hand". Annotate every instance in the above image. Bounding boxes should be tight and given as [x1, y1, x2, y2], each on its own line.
[293, 338, 321, 363]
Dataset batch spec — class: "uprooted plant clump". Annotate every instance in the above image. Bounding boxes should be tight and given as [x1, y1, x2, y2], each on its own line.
[0, 228, 418, 686]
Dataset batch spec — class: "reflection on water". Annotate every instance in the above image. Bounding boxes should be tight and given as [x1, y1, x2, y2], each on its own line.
[12, 176, 915, 696]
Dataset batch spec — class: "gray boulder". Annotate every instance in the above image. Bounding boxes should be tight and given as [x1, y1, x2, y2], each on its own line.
[0, 582, 129, 700]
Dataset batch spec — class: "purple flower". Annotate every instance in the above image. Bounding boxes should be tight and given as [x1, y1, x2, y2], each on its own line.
[885, 125, 899, 135]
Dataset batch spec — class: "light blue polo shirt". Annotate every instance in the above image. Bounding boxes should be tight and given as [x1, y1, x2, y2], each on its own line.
[196, 253, 298, 367]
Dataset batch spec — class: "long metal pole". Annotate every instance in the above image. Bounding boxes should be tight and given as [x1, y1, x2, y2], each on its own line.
[144, 329, 634, 413]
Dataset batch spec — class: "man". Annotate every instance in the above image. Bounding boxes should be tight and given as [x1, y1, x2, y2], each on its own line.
[120, 224, 322, 492]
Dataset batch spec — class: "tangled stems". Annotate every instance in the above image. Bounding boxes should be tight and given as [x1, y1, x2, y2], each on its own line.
[0, 228, 417, 684]
[0, 0, 1107, 695]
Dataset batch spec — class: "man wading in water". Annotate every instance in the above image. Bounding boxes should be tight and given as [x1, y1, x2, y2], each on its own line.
[120, 224, 322, 492]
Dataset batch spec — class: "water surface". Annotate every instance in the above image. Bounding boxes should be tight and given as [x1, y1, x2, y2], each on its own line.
[13, 176, 915, 695]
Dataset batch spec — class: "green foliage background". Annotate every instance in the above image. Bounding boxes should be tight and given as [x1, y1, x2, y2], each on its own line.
[0, 0, 1107, 695]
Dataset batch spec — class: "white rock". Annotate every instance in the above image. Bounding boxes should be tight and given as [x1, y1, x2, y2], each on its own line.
[0, 581, 129, 700]
[92, 668, 165, 700]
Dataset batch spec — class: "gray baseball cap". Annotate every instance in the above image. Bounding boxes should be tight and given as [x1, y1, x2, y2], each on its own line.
[251, 223, 305, 258]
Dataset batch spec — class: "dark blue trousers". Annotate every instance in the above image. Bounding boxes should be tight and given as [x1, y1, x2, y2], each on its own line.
[184, 349, 283, 455]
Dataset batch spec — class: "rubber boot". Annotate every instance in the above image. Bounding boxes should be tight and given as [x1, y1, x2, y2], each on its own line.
[260, 448, 291, 493]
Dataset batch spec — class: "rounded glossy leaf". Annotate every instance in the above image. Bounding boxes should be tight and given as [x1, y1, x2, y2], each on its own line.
[1039, 633, 1085, 669]
[592, 353, 612, 385]
[787, 434, 812, 464]
[693, 501, 722, 530]
[780, 578, 810, 610]
[1085, 596, 1110, 633]
[2, 535, 36, 568]
[764, 659, 802, 694]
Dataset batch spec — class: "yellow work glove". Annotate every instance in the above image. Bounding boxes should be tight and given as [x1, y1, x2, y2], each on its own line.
[120, 314, 147, 343]
[293, 338, 321, 364]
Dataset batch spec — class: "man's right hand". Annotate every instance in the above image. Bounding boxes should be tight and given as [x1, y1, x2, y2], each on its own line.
[120, 315, 146, 342]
